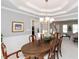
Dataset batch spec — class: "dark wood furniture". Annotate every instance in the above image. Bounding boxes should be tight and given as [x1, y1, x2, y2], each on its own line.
[48, 39, 57, 59]
[48, 37, 62, 59]
[1, 43, 21, 59]
[52, 32, 63, 59]
[21, 39, 53, 59]
[22, 32, 63, 59]
[29, 35, 37, 43]
[58, 38, 63, 57]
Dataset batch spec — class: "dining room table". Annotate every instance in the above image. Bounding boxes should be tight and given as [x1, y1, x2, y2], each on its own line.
[21, 38, 54, 59]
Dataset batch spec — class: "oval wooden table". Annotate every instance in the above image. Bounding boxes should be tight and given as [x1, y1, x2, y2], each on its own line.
[21, 40, 53, 59]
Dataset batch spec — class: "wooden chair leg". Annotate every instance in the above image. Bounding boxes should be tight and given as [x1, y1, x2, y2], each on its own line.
[50, 55, 55, 59]
[16, 52, 19, 58]
[53, 51, 55, 59]
[54, 52, 55, 59]
[59, 45, 62, 57]
[56, 51, 59, 59]
[38, 56, 44, 59]
[59, 48, 62, 57]
[55, 47, 59, 59]
[4, 56, 8, 59]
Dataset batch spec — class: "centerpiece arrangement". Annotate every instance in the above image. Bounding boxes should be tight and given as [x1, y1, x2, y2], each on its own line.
[43, 35, 53, 43]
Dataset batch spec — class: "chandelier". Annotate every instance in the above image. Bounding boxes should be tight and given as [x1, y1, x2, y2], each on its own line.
[39, 0, 55, 37]
[40, 0, 54, 23]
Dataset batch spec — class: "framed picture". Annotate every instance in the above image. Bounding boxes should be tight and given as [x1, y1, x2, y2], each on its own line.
[12, 21, 24, 32]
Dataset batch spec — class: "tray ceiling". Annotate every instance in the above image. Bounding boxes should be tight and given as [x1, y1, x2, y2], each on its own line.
[1, 0, 78, 21]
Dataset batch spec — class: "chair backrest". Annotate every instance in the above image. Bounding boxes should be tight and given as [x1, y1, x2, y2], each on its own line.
[29, 35, 37, 43]
[58, 37, 63, 49]
[48, 39, 59, 59]
[54, 32, 61, 39]
[1, 43, 7, 58]
[56, 33, 63, 47]
[1, 43, 22, 59]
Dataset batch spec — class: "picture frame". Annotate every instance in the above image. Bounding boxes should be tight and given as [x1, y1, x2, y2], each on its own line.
[12, 21, 24, 32]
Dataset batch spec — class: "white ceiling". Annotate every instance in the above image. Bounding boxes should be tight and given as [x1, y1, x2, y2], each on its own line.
[1, 0, 78, 21]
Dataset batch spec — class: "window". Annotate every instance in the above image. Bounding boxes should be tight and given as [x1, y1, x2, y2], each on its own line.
[63, 25, 67, 33]
[72, 24, 78, 33]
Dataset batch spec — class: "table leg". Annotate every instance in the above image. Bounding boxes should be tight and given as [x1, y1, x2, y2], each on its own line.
[38, 56, 44, 59]
[25, 56, 30, 59]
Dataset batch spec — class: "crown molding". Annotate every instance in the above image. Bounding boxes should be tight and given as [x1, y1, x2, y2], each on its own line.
[1, 6, 39, 18]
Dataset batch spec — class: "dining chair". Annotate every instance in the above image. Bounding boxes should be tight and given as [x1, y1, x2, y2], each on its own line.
[29, 35, 37, 43]
[54, 32, 60, 39]
[57, 38, 63, 57]
[56, 33, 63, 57]
[44, 39, 58, 59]
[54, 38, 63, 59]
[54, 40, 60, 59]
[1, 42, 27, 59]
[50, 38, 62, 59]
